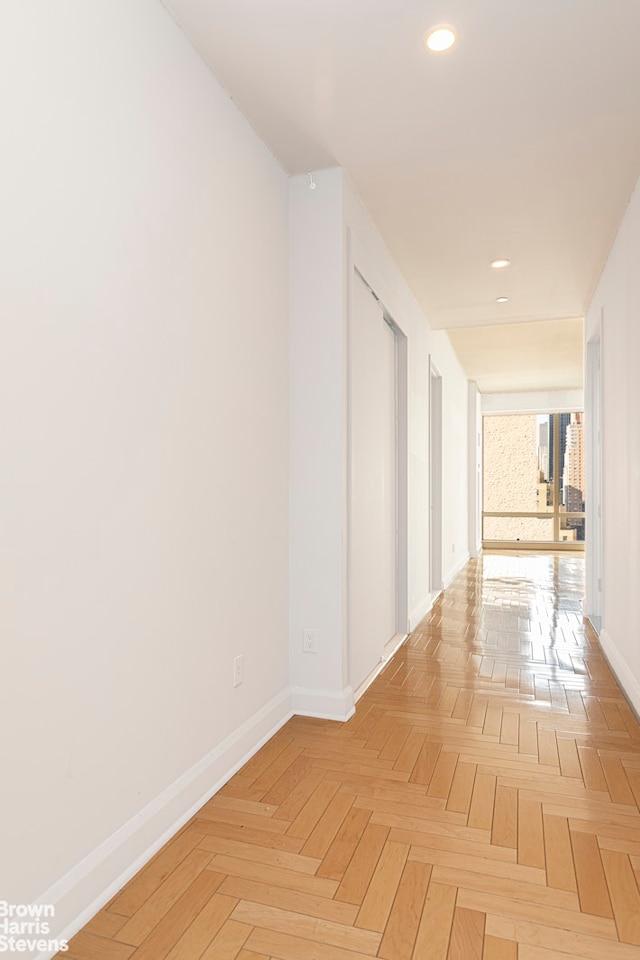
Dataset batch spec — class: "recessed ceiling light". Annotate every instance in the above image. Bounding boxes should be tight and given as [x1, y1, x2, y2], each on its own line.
[490, 258, 511, 269]
[424, 25, 456, 52]
[496, 297, 509, 303]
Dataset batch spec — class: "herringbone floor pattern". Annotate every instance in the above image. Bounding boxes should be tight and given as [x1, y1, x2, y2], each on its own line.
[62, 554, 640, 960]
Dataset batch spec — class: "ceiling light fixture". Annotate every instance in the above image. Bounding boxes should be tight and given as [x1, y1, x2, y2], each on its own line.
[496, 297, 509, 303]
[424, 25, 456, 52]
[490, 258, 511, 269]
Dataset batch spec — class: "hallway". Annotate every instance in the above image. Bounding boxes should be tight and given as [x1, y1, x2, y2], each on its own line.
[64, 555, 640, 960]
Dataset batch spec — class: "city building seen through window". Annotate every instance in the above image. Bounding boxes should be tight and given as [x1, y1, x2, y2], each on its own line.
[483, 412, 585, 546]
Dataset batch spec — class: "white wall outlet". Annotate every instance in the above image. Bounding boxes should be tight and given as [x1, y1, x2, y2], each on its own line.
[232, 655, 243, 687]
[302, 628, 319, 653]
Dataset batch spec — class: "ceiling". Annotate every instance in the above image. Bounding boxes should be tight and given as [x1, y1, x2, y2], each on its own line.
[447, 317, 584, 394]
[162, 0, 640, 393]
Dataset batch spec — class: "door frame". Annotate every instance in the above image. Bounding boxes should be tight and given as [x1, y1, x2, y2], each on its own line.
[347, 267, 409, 695]
[585, 319, 603, 631]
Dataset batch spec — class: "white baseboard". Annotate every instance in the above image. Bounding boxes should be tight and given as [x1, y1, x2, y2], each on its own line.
[409, 594, 436, 631]
[598, 629, 640, 719]
[35, 688, 293, 960]
[444, 552, 470, 589]
[353, 633, 408, 703]
[290, 685, 355, 721]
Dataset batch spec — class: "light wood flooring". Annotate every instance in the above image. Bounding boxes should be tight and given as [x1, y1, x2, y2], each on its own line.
[61, 553, 640, 960]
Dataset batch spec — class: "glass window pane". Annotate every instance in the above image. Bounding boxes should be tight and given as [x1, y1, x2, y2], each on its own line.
[482, 411, 585, 546]
[560, 412, 585, 514]
[483, 415, 554, 513]
[483, 516, 555, 542]
[560, 516, 585, 542]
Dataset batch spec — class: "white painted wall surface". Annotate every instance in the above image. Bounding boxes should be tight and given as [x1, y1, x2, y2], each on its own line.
[585, 176, 640, 715]
[468, 383, 482, 557]
[0, 0, 290, 934]
[349, 276, 397, 690]
[342, 179, 470, 613]
[1, 4, 473, 934]
[437, 338, 472, 586]
[482, 389, 584, 415]
[289, 169, 350, 718]
[289, 169, 471, 715]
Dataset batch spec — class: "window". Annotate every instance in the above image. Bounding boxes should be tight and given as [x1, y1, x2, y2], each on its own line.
[482, 412, 585, 547]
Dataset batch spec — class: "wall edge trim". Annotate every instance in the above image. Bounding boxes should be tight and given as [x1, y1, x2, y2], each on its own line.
[444, 552, 471, 589]
[290, 685, 355, 721]
[598, 629, 640, 721]
[35, 687, 293, 958]
[409, 594, 436, 632]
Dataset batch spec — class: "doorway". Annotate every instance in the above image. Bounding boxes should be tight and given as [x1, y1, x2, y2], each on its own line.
[348, 271, 406, 693]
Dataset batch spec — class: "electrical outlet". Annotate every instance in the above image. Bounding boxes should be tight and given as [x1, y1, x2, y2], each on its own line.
[233, 655, 243, 687]
[302, 628, 319, 653]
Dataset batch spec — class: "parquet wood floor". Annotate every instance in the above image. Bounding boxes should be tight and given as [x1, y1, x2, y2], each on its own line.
[61, 554, 640, 960]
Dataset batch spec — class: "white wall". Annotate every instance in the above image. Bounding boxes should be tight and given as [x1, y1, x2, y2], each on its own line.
[348, 276, 398, 691]
[482, 389, 584, 415]
[437, 335, 472, 587]
[289, 168, 471, 717]
[585, 176, 640, 716]
[342, 178, 470, 608]
[0, 0, 290, 938]
[468, 383, 482, 557]
[289, 169, 348, 717]
[1, 4, 474, 940]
